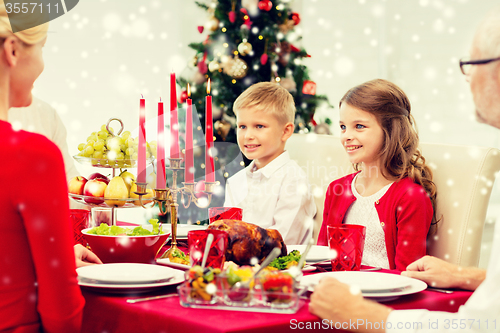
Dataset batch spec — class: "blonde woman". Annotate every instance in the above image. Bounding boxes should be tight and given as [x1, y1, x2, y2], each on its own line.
[0, 3, 98, 332]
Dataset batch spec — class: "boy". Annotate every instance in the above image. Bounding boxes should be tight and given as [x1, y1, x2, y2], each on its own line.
[224, 82, 316, 245]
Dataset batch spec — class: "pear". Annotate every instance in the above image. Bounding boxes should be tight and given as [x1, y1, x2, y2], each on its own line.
[104, 176, 129, 207]
[119, 169, 136, 193]
[129, 181, 154, 206]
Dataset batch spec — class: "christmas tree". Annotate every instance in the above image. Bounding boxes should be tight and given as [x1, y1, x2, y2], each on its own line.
[170, 0, 332, 225]
[177, 0, 332, 146]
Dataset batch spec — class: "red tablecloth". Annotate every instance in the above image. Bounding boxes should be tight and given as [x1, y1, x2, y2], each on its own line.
[81, 237, 472, 333]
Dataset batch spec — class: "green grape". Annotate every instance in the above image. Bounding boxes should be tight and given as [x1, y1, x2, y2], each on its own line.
[77, 151, 85, 156]
[125, 147, 134, 156]
[94, 140, 105, 151]
[100, 124, 107, 131]
[107, 127, 114, 134]
[107, 137, 121, 151]
[87, 135, 98, 142]
[84, 146, 94, 156]
[126, 138, 135, 147]
[91, 132, 97, 136]
[121, 131, 131, 141]
[120, 144, 127, 152]
[93, 150, 103, 159]
[86, 139, 96, 147]
[98, 131, 108, 140]
[116, 152, 125, 160]
[132, 152, 138, 160]
[77, 143, 85, 151]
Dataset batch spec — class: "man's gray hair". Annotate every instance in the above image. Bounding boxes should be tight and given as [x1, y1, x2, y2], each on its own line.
[476, 6, 500, 57]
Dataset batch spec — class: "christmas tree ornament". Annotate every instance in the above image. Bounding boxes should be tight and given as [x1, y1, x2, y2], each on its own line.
[197, 26, 204, 34]
[208, 60, 221, 72]
[206, 16, 220, 32]
[198, 60, 208, 75]
[189, 56, 198, 68]
[302, 80, 317, 95]
[258, 0, 273, 11]
[242, 0, 259, 12]
[214, 120, 232, 140]
[237, 41, 253, 56]
[179, 90, 188, 104]
[279, 19, 295, 34]
[291, 12, 301, 25]
[228, 0, 236, 23]
[224, 55, 248, 79]
[260, 53, 268, 65]
[280, 77, 296, 92]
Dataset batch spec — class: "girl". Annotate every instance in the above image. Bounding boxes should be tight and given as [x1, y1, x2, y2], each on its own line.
[317, 79, 437, 271]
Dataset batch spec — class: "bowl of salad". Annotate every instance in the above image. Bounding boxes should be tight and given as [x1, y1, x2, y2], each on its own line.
[82, 219, 170, 264]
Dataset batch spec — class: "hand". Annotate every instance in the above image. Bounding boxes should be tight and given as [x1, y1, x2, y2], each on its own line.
[401, 255, 485, 291]
[74, 244, 103, 268]
[309, 277, 391, 333]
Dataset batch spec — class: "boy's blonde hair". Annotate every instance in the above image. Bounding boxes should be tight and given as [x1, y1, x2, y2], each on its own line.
[233, 82, 295, 124]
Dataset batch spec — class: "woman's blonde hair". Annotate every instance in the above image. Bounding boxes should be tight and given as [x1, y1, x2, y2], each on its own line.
[340, 79, 438, 224]
[0, 0, 48, 45]
[233, 82, 295, 125]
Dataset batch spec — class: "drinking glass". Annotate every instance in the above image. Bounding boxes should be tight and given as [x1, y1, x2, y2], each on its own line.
[208, 207, 243, 224]
[70, 209, 91, 246]
[187, 230, 229, 269]
[327, 224, 366, 271]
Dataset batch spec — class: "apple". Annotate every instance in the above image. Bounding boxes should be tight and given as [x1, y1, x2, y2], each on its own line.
[83, 179, 108, 204]
[68, 176, 88, 195]
[88, 172, 110, 184]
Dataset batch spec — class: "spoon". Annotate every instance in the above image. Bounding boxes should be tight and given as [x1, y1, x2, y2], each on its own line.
[200, 233, 214, 269]
[233, 247, 282, 290]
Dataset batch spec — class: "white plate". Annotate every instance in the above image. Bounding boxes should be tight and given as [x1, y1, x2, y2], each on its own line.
[287, 245, 332, 263]
[300, 271, 427, 298]
[77, 263, 175, 284]
[156, 258, 191, 271]
[77, 267, 185, 294]
[163, 224, 208, 238]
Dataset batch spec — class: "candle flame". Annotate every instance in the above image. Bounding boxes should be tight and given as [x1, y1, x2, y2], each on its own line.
[207, 78, 211, 95]
[187, 83, 191, 97]
[141, 94, 144, 99]
[159, 97, 162, 102]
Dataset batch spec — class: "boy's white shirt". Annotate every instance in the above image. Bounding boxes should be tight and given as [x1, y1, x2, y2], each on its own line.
[224, 150, 316, 245]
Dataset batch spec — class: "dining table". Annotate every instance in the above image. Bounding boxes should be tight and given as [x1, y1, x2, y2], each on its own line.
[80, 240, 473, 333]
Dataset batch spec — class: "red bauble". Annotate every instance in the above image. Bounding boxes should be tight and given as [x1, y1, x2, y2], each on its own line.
[291, 12, 301, 25]
[198, 60, 208, 75]
[179, 90, 188, 104]
[260, 53, 268, 65]
[302, 80, 317, 96]
[228, 11, 236, 23]
[258, 0, 273, 12]
[197, 25, 204, 34]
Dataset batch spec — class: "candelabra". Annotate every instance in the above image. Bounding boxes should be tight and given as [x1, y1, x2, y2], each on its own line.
[134, 157, 216, 259]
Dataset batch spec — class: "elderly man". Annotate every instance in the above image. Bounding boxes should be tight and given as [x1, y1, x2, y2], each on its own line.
[309, 6, 500, 333]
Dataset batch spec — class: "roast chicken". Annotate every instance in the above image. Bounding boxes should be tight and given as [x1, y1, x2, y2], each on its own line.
[207, 219, 287, 266]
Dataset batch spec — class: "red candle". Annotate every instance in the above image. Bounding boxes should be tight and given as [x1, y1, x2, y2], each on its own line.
[137, 96, 146, 183]
[205, 79, 215, 183]
[170, 73, 180, 159]
[185, 84, 194, 183]
[157, 98, 166, 189]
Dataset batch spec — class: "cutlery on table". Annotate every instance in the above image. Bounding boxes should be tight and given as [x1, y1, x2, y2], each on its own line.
[296, 239, 314, 271]
[232, 247, 281, 291]
[427, 287, 454, 294]
[201, 233, 214, 269]
[126, 294, 178, 304]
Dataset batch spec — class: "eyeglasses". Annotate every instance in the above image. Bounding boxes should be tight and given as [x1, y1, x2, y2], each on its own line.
[459, 56, 500, 75]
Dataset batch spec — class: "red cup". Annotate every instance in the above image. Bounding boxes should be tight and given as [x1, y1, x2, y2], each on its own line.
[70, 209, 91, 246]
[208, 207, 243, 224]
[188, 230, 229, 269]
[327, 224, 366, 271]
